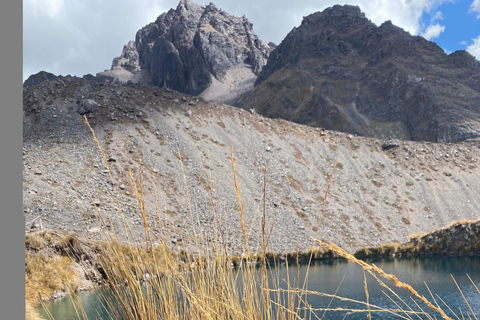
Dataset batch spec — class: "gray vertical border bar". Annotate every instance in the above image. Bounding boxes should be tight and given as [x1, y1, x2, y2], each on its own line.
[0, 0, 24, 319]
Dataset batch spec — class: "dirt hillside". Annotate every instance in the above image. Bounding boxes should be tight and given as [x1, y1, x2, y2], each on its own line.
[23, 75, 480, 253]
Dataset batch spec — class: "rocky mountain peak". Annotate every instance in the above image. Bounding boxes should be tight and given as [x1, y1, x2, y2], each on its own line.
[98, 0, 274, 103]
[111, 41, 141, 73]
[303, 4, 366, 28]
[238, 5, 480, 143]
[178, 0, 200, 10]
[23, 71, 58, 88]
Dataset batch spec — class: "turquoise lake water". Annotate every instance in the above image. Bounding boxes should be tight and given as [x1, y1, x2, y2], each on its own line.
[39, 256, 480, 319]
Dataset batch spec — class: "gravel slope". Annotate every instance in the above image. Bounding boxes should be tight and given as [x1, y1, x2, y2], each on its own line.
[23, 76, 480, 253]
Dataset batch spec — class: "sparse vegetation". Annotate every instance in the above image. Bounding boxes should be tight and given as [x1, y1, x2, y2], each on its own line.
[296, 210, 307, 218]
[25, 115, 480, 320]
[25, 253, 78, 301]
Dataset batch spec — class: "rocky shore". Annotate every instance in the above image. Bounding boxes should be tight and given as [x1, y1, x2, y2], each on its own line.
[355, 219, 480, 258]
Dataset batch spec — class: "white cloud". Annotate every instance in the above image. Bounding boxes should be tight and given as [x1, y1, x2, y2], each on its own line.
[24, 0, 64, 19]
[470, 0, 480, 18]
[431, 11, 444, 22]
[460, 40, 468, 46]
[336, 1, 448, 42]
[467, 35, 480, 60]
[23, 0, 174, 80]
[352, 0, 448, 35]
[230, 0, 452, 43]
[298, 0, 449, 36]
[23, 0, 457, 80]
[421, 23, 445, 40]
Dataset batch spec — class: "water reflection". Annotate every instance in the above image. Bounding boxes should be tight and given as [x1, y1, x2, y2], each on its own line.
[39, 256, 480, 319]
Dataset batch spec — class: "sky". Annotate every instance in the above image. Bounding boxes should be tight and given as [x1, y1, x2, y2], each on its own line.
[23, 0, 480, 81]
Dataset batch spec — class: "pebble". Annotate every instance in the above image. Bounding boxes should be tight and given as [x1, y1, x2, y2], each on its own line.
[88, 227, 101, 233]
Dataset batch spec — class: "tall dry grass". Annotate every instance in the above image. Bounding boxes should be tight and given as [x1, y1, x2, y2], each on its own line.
[25, 230, 84, 320]
[32, 117, 479, 320]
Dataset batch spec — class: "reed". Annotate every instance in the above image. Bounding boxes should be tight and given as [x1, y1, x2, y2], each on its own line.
[315, 240, 456, 320]
[29, 118, 479, 320]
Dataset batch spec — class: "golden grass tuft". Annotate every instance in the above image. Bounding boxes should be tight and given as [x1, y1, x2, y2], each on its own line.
[25, 253, 79, 303]
[25, 232, 49, 251]
[444, 219, 477, 229]
[28, 117, 480, 320]
[25, 299, 45, 320]
[409, 232, 427, 241]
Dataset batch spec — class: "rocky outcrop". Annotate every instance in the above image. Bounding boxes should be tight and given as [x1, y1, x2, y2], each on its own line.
[78, 99, 99, 115]
[23, 71, 58, 88]
[355, 219, 480, 258]
[236, 5, 480, 143]
[112, 40, 142, 74]
[97, 41, 144, 83]
[99, 0, 274, 103]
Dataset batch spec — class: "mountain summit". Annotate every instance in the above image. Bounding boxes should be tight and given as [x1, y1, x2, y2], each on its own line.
[236, 5, 480, 143]
[98, 0, 274, 103]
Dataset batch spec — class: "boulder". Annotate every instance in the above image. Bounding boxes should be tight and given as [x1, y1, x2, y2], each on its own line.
[78, 99, 99, 115]
[382, 139, 400, 151]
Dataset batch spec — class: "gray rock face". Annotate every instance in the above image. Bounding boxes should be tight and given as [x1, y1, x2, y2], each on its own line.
[111, 40, 142, 74]
[78, 99, 99, 115]
[97, 40, 144, 84]
[382, 139, 400, 151]
[236, 5, 480, 143]
[23, 71, 58, 88]
[102, 0, 274, 97]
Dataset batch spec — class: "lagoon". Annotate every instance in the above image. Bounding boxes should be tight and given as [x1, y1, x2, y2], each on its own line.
[39, 256, 480, 319]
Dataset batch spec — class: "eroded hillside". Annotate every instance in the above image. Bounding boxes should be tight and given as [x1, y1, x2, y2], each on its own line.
[23, 74, 480, 253]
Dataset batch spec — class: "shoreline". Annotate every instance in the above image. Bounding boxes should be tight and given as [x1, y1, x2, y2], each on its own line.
[27, 218, 480, 306]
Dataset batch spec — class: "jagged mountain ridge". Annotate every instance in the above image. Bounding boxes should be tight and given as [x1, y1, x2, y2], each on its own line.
[236, 5, 480, 143]
[98, 0, 274, 103]
[22, 74, 480, 253]
[37, 2, 480, 144]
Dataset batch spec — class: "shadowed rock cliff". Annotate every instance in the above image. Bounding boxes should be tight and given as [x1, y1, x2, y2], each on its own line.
[99, 0, 274, 103]
[236, 5, 480, 143]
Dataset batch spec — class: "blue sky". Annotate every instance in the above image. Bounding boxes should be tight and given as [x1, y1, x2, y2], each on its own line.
[420, 0, 480, 54]
[23, 0, 480, 81]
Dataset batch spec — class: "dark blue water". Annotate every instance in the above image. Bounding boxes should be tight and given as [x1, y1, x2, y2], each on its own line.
[39, 256, 480, 319]
[271, 257, 480, 319]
